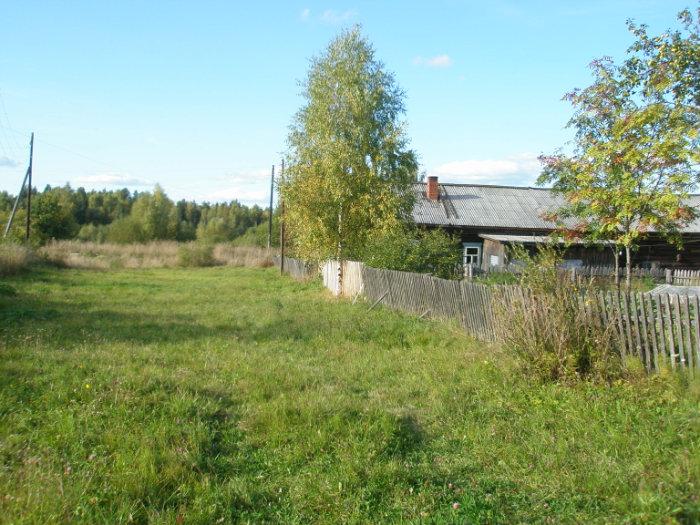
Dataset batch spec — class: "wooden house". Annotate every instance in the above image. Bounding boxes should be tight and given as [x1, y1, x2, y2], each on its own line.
[412, 176, 700, 271]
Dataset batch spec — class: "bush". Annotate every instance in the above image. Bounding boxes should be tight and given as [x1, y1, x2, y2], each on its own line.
[177, 243, 216, 267]
[105, 217, 147, 244]
[494, 244, 623, 382]
[0, 243, 35, 276]
[361, 226, 461, 279]
[77, 223, 108, 243]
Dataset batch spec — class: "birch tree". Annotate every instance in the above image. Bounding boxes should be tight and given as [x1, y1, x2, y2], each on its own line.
[281, 27, 418, 271]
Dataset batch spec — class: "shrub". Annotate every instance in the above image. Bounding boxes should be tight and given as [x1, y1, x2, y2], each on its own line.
[494, 243, 623, 382]
[77, 223, 108, 243]
[177, 243, 216, 267]
[105, 217, 147, 244]
[361, 226, 461, 279]
[0, 243, 35, 276]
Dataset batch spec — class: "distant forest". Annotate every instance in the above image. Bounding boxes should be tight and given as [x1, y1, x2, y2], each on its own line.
[0, 184, 279, 246]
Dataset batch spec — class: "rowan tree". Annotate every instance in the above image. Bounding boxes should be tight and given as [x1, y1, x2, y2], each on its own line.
[538, 8, 699, 288]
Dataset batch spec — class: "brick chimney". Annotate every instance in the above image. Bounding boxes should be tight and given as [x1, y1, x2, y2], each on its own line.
[426, 176, 439, 201]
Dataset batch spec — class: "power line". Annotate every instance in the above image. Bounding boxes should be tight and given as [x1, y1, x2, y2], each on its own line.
[0, 90, 22, 155]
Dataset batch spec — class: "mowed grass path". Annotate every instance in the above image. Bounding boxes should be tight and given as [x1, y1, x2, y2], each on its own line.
[0, 267, 698, 524]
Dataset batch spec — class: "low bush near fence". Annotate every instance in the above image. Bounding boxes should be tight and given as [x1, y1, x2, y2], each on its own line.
[494, 287, 622, 382]
[493, 245, 622, 381]
[0, 243, 35, 276]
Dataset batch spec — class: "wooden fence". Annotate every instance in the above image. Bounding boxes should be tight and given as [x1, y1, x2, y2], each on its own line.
[277, 257, 700, 372]
[672, 269, 700, 286]
[273, 256, 316, 280]
[479, 263, 700, 286]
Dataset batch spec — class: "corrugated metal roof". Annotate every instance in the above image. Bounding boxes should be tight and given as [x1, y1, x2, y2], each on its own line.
[412, 182, 700, 233]
[479, 233, 576, 244]
[479, 234, 594, 244]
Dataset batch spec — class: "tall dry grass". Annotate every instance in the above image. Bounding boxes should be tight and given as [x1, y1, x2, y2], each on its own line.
[0, 244, 35, 276]
[493, 244, 623, 382]
[38, 240, 276, 270]
[213, 244, 275, 268]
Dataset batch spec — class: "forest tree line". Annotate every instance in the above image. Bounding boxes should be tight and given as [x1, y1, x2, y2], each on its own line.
[0, 184, 278, 246]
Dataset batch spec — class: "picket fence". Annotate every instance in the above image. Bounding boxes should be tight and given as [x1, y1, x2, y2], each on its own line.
[672, 269, 700, 286]
[479, 264, 700, 285]
[277, 257, 700, 372]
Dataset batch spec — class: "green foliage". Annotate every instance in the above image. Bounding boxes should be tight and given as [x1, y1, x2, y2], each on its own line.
[538, 8, 700, 287]
[129, 185, 177, 240]
[32, 189, 79, 241]
[177, 243, 216, 267]
[0, 267, 698, 523]
[497, 244, 622, 382]
[104, 216, 147, 244]
[282, 26, 418, 262]
[1, 184, 269, 247]
[77, 223, 108, 243]
[362, 226, 461, 279]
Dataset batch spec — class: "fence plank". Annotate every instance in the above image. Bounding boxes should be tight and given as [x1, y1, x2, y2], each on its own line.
[663, 294, 677, 369]
[681, 295, 693, 372]
[643, 294, 659, 371]
[671, 295, 687, 369]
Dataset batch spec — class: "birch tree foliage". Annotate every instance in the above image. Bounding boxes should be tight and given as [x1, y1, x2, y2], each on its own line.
[538, 8, 700, 287]
[281, 26, 418, 261]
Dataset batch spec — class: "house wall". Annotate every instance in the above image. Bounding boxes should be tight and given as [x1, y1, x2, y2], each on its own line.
[421, 224, 700, 269]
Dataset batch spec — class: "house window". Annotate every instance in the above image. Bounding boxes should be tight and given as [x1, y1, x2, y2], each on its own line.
[463, 242, 482, 268]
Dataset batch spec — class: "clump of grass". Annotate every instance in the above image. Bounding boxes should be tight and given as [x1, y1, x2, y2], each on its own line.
[0, 243, 35, 276]
[177, 243, 216, 267]
[494, 244, 622, 382]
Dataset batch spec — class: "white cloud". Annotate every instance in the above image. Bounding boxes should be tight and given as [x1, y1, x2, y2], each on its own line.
[319, 9, 356, 24]
[0, 156, 18, 168]
[299, 8, 357, 25]
[75, 173, 154, 188]
[430, 154, 541, 185]
[413, 54, 453, 68]
[192, 168, 272, 205]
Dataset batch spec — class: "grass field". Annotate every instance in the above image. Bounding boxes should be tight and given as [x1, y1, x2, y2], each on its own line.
[1, 267, 699, 524]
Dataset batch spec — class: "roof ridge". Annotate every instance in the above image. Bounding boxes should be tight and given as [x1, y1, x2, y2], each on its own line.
[414, 181, 553, 191]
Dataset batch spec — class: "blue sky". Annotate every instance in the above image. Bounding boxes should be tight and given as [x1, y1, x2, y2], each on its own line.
[0, 0, 691, 205]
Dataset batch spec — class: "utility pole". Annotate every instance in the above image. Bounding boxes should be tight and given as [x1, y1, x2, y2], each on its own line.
[25, 132, 34, 241]
[279, 159, 286, 274]
[3, 133, 33, 239]
[267, 164, 274, 248]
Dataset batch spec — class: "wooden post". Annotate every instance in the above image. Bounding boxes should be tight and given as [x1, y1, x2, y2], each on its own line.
[267, 164, 274, 249]
[25, 132, 34, 241]
[665, 269, 673, 285]
[279, 200, 285, 274]
[3, 168, 29, 238]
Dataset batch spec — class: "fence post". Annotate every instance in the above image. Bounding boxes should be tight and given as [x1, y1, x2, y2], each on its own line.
[665, 269, 672, 285]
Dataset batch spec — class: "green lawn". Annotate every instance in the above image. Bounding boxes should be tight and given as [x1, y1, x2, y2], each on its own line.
[0, 267, 698, 524]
